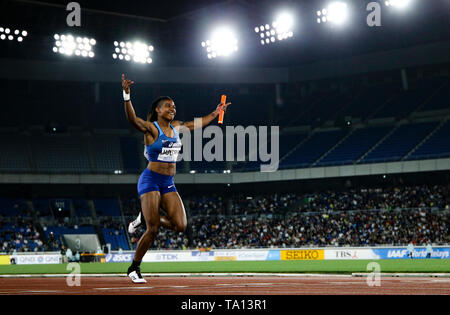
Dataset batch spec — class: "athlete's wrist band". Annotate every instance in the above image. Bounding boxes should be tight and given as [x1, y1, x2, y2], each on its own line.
[123, 90, 131, 101]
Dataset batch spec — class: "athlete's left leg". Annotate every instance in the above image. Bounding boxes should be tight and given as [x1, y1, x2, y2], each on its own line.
[128, 206, 174, 234]
[160, 192, 187, 233]
[159, 213, 176, 230]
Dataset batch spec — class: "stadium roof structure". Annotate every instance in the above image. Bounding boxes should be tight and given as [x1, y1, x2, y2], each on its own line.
[0, 0, 449, 67]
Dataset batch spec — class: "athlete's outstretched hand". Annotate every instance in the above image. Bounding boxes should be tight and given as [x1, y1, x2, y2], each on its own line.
[214, 101, 231, 117]
[122, 74, 134, 93]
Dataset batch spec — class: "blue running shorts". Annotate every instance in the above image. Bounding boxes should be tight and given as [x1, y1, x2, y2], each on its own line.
[137, 168, 177, 196]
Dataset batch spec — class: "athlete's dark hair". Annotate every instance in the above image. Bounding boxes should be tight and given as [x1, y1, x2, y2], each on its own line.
[147, 96, 173, 122]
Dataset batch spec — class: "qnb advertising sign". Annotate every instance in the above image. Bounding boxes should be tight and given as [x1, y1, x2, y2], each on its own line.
[12, 254, 62, 265]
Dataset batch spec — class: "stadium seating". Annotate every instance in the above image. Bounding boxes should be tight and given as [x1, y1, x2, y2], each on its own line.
[295, 93, 350, 126]
[187, 194, 225, 217]
[120, 136, 142, 173]
[32, 135, 90, 173]
[73, 199, 92, 217]
[230, 131, 307, 172]
[0, 222, 43, 252]
[280, 129, 350, 169]
[0, 75, 449, 176]
[276, 90, 328, 126]
[372, 78, 440, 119]
[360, 121, 438, 163]
[93, 198, 121, 217]
[91, 135, 122, 173]
[336, 83, 396, 120]
[121, 197, 140, 217]
[102, 228, 130, 250]
[407, 120, 450, 160]
[316, 125, 393, 166]
[183, 132, 228, 173]
[0, 198, 29, 217]
[415, 77, 450, 111]
[33, 198, 53, 217]
[0, 135, 31, 172]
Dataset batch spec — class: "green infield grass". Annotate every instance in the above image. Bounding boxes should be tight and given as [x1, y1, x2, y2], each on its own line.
[0, 259, 448, 275]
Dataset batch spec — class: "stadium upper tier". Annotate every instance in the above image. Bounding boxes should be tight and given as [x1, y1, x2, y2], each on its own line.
[0, 75, 449, 174]
[1, 119, 448, 174]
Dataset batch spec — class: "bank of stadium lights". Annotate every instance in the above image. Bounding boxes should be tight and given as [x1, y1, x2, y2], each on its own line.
[0, 27, 27, 42]
[385, 0, 412, 9]
[53, 34, 96, 58]
[255, 12, 294, 46]
[112, 41, 153, 64]
[201, 28, 238, 59]
[316, 2, 349, 25]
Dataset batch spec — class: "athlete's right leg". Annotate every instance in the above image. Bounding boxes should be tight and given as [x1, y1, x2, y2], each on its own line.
[134, 191, 161, 261]
[127, 191, 161, 283]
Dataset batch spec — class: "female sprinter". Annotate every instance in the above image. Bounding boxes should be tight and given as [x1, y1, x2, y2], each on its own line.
[121, 74, 230, 283]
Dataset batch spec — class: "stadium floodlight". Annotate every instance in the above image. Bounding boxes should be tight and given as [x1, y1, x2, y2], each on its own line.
[52, 33, 96, 58]
[317, 2, 349, 25]
[202, 27, 238, 59]
[112, 40, 153, 64]
[384, 0, 412, 9]
[0, 27, 28, 42]
[255, 11, 294, 46]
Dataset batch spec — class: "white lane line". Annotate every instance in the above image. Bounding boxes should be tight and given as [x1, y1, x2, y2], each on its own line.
[94, 287, 153, 290]
[0, 273, 354, 278]
[215, 283, 274, 286]
[325, 281, 366, 285]
[20, 290, 63, 293]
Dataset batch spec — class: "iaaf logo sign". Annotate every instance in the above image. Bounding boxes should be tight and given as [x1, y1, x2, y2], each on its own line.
[388, 250, 449, 259]
[388, 250, 411, 258]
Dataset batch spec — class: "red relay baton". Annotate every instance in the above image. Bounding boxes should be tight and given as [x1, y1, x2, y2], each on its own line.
[218, 95, 226, 124]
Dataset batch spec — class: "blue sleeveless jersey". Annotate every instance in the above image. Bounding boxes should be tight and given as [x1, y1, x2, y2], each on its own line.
[144, 122, 182, 163]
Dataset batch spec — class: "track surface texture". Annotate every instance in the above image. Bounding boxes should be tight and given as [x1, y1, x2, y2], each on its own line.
[0, 276, 449, 295]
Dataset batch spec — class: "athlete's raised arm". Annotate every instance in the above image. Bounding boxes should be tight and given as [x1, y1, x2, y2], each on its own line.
[122, 74, 152, 133]
[172, 101, 231, 131]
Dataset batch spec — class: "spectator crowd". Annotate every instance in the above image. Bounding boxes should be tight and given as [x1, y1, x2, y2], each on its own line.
[0, 219, 45, 253]
[1, 184, 449, 253]
[189, 208, 448, 248]
[129, 184, 449, 249]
